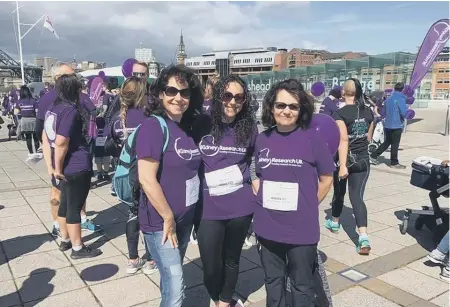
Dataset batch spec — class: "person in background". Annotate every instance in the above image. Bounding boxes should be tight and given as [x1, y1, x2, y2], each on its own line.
[427, 230, 449, 281]
[42, 73, 102, 259]
[370, 82, 407, 169]
[136, 65, 203, 307]
[325, 78, 374, 255]
[253, 79, 335, 307]
[104, 76, 157, 275]
[37, 63, 100, 239]
[93, 117, 110, 182]
[195, 75, 256, 307]
[40, 82, 50, 98]
[203, 75, 219, 114]
[15, 86, 39, 155]
[319, 87, 342, 116]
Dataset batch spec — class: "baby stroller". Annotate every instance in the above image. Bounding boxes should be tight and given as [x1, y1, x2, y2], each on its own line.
[7, 115, 19, 141]
[368, 119, 385, 154]
[400, 157, 449, 244]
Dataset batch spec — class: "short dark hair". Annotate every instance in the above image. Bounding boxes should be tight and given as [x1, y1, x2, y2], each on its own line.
[146, 64, 203, 132]
[261, 78, 314, 129]
[19, 85, 32, 100]
[329, 87, 342, 99]
[394, 82, 404, 92]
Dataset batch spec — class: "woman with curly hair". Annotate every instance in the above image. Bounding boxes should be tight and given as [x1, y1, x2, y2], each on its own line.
[136, 65, 203, 307]
[253, 79, 335, 307]
[194, 75, 257, 307]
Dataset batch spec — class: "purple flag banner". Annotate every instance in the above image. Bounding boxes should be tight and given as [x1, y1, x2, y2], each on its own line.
[89, 76, 104, 108]
[410, 19, 449, 90]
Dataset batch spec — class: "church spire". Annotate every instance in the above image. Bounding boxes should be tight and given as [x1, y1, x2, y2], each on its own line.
[177, 29, 187, 65]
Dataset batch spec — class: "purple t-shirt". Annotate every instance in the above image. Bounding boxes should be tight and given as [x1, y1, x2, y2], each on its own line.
[37, 90, 96, 121]
[253, 126, 335, 245]
[199, 124, 258, 220]
[319, 97, 339, 116]
[136, 117, 201, 233]
[44, 103, 92, 175]
[107, 108, 147, 141]
[17, 98, 38, 118]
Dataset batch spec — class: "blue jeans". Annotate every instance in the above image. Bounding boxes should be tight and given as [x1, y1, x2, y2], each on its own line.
[438, 231, 449, 254]
[143, 222, 192, 307]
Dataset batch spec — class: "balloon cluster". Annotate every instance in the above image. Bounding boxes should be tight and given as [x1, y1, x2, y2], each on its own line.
[384, 85, 416, 120]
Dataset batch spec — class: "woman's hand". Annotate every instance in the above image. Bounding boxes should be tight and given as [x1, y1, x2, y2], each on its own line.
[162, 215, 178, 248]
[52, 170, 67, 182]
[339, 165, 349, 179]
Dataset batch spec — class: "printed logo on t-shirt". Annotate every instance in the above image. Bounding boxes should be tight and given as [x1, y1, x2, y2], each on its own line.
[199, 135, 247, 157]
[174, 137, 200, 161]
[44, 111, 57, 142]
[257, 148, 303, 169]
[349, 118, 369, 140]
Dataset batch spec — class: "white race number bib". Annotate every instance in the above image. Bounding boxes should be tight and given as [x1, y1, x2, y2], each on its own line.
[95, 136, 107, 146]
[262, 180, 298, 211]
[185, 174, 200, 207]
[204, 165, 243, 196]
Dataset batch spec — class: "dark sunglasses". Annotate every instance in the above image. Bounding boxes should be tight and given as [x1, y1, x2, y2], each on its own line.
[222, 92, 245, 104]
[274, 102, 300, 111]
[165, 86, 191, 99]
[132, 72, 147, 78]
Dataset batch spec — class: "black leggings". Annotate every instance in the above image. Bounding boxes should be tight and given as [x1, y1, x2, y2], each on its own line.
[197, 214, 253, 303]
[24, 132, 40, 154]
[258, 237, 318, 307]
[126, 207, 151, 260]
[58, 171, 91, 224]
[332, 156, 370, 228]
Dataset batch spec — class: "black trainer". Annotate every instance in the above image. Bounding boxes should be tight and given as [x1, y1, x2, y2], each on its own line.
[51, 226, 62, 239]
[59, 240, 72, 251]
[71, 245, 102, 259]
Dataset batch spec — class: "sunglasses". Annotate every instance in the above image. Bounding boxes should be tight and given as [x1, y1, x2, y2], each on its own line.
[165, 86, 191, 99]
[274, 102, 300, 111]
[222, 92, 245, 104]
[132, 72, 147, 78]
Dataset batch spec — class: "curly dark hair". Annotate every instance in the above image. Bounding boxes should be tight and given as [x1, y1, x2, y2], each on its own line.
[261, 78, 314, 129]
[210, 75, 255, 147]
[145, 64, 203, 132]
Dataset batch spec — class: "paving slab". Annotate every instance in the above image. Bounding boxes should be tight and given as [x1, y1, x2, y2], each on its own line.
[23, 288, 101, 307]
[0, 280, 21, 307]
[333, 286, 400, 307]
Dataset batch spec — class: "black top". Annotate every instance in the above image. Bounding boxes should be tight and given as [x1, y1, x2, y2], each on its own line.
[333, 105, 374, 154]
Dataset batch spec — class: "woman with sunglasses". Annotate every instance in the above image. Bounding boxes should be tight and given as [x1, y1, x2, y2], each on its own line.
[105, 76, 157, 275]
[194, 75, 257, 307]
[136, 65, 203, 307]
[253, 79, 335, 307]
[325, 78, 374, 255]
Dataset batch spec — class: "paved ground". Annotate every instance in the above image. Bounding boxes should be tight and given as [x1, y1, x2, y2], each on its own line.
[0, 115, 449, 307]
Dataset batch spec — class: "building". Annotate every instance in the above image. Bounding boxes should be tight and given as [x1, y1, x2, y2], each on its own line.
[135, 46, 154, 63]
[176, 30, 187, 65]
[185, 47, 279, 83]
[34, 56, 57, 77]
[430, 47, 450, 99]
[78, 61, 106, 71]
[149, 59, 165, 77]
[313, 52, 367, 64]
[287, 48, 327, 68]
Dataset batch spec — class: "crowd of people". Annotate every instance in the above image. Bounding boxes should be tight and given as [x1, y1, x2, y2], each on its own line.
[0, 60, 448, 307]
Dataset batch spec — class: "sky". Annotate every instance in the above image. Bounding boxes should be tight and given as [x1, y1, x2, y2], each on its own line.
[0, 1, 448, 67]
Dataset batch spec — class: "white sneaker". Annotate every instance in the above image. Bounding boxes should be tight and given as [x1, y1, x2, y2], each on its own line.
[126, 258, 146, 274]
[190, 229, 198, 245]
[142, 260, 158, 275]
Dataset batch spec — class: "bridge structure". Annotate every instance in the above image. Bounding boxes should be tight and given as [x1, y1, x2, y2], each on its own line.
[0, 49, 43, 84]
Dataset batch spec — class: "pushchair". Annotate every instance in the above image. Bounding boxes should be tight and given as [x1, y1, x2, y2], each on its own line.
[368, 119, 385, 154]
[400, 156, 449, 244]
[7, 115, 19, 141]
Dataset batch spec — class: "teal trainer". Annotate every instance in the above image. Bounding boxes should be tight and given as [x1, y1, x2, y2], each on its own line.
[357, 236, 371, 255]
[325, 219, 341, 233]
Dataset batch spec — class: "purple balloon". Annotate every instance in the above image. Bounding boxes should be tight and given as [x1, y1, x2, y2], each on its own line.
[403, 85, 414, 97]
[122, 58, 137, 78]
[406, 109, 416, 120]
[406, 96, 415, 105]
[310, 113, 340, 155]
[311, 82, 325, 97]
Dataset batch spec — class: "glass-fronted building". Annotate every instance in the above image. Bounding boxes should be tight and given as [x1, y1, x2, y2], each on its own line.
[241, 52, 422, 99]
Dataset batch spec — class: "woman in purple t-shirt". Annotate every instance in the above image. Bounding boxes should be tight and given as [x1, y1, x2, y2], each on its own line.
[15, 86, 39, 154]
[135, 65, 203, 307]
[42, 74, 101, 260]
[253, 79, 335, 307]
[194, 75, 257, 307]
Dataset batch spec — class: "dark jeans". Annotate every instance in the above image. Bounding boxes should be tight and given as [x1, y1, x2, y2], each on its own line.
[371, 128, 402, 165]
[197, 214, 253, 303]
[58, 171, 91, 224]
[332, 155, 370, 228]
[126, 207, 151, 260]
[258, 237, 318, 307]
[24, 132, 40, 154]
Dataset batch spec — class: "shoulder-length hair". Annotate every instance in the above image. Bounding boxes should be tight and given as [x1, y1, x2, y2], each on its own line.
[19, 85, 32, 100]
[55, 74, 81, 106]
[261, 78, 314, 129]
[210, 74, 255, 147]
[145, 64, 203, 133]
[119, 76, 149, 138]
